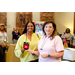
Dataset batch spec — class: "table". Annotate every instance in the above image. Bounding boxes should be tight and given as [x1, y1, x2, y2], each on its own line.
[63, 48, 75, 61]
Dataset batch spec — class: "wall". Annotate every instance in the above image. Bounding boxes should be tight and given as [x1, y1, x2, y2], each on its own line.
[7, 12, 40, 45]
[16, 12, 32, 34]
[33, 12, 74, 34]
[32, 12, 40, 21]
[7, 12, 16, 45]
[40, 12, 54, 21]
[7, 12, 74, 45]
[54, 12, 74, 34]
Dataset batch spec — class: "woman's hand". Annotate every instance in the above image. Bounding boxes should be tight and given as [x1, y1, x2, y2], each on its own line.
[41, 53, 48, 58]
[21, 48, 25, 54]
[27, 49, 34, 54]
[65, 38, 68, 40]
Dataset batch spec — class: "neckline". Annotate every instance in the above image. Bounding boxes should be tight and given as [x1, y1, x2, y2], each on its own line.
[24, 33, 34, 42]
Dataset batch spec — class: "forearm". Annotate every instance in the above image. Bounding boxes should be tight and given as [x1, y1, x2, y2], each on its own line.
[33, 51, 40, 56]
[70, 41, 72, 45]
[6, 42, 8, 46]
[61, 34, 65, 39]
[50, 51, 64, 58]
[14, 50, 24, 58]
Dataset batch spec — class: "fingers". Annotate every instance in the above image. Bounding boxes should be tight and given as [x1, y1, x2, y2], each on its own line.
[27, 50, 30, 52]
[27, 50, 34, 54]
[21, 48, 25, 54]
[27, 50, 31, 53]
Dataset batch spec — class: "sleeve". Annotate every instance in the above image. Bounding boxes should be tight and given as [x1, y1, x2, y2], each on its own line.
[67, 33, 72, 40]
[12, 31, 14, 35]
[14, 36, 24, 58]
[70, 35, 73, 43]
[55, 36, 64, 52]
[4, 32, 8, 43]
[61, 33, 65, 39]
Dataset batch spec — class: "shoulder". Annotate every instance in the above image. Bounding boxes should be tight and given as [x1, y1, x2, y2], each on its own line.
[19, 34, 26, 39]
[33, 33, 38, 36]
[68, 33, 72, 35]
[54, 36, 63, 46]
[33, 33, 41, 37]
[54, 35, 61, 39]
[53, 35, 62, 41]
[17, 34, 26, 43]
[20, 34, 26, 37]
[12, 31, 14, 32]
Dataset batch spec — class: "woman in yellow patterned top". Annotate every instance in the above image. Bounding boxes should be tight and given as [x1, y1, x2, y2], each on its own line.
[14, 21, 41, 62]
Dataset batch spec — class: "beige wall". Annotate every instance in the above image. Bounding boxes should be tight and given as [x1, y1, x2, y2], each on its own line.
[54, 12, 74, 34]
[7, 12, 74, 45]
[7, 12, 16, 45]
[32, 12, 40, 21]
[32, 12, 74, 34]
[7, 12, 40, 45]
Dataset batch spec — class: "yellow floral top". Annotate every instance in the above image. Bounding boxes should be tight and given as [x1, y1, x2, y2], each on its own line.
[14, 33, 41, 62]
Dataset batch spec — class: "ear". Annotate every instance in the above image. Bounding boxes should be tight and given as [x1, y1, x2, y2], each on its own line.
[53, 27, 54, 31]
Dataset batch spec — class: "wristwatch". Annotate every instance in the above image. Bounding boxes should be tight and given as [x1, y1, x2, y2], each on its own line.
[48, 54, 50, 57]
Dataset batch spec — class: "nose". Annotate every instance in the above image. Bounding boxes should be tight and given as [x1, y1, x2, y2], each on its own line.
[46, 27, 50, 30]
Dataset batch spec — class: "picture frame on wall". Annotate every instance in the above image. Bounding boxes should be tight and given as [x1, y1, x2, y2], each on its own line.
[0, 12, 7, 31]
[16, 12, 32, 35]
[34, 21, 44, 37]
[40, 12, 54, 22]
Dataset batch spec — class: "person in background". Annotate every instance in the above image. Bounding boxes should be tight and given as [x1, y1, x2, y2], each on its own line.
[27, 21, 64, 62]
[57, 32, 59, 35]
[61, 28, 72, 47]
[70, 30, 75, 48]
[12, 27, 20, 44]
[14, 21, 41, 62]
[0, 23, 8, 62]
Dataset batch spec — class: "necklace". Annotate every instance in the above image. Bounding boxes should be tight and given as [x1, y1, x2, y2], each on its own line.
[40, 36, 50, 50]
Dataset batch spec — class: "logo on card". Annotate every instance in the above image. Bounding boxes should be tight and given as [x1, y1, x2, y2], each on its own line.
[23, 45, 29, 49]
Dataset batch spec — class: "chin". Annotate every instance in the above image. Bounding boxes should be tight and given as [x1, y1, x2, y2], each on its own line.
[46, 33, 50, 35]
[46, 33, 52, 36]
[29, 30, 31, 31]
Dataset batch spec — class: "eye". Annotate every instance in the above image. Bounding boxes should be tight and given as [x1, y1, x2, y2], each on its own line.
[27, 26, 30, 27]
[27, 25, 33, 27]
[31, 26, 33, 27]
[45, 26, 47, 28]
[49, 26, 52, 28]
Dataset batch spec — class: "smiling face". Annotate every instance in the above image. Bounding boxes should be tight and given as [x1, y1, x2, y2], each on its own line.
[44, 23, 54, 36]
[27, 23, 34, 33]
